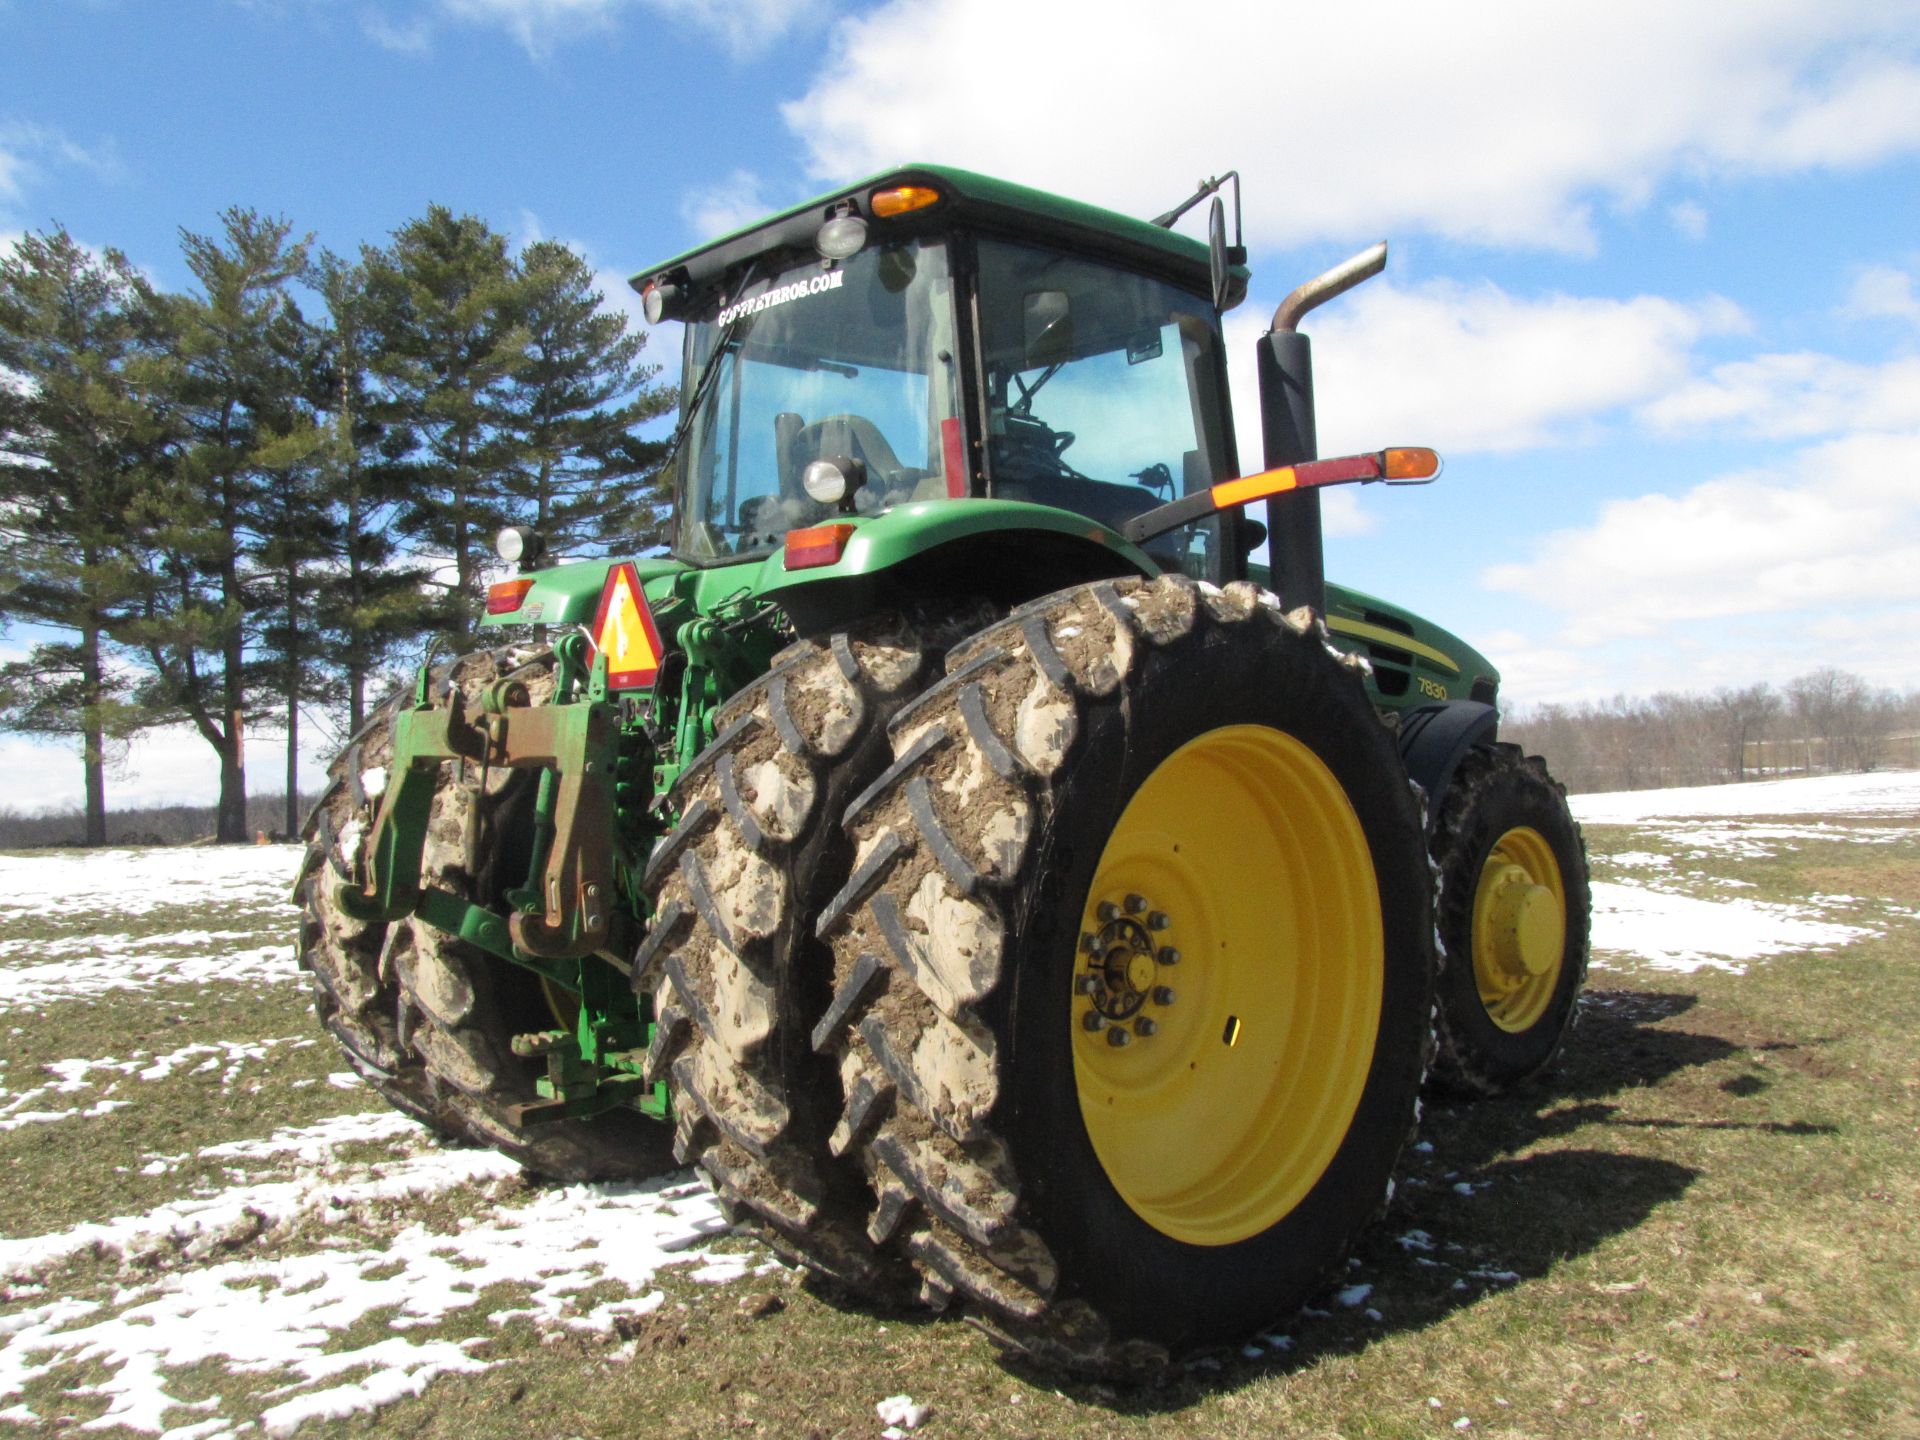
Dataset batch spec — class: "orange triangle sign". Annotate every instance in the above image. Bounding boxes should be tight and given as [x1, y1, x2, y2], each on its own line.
[591, 562, 666, 690]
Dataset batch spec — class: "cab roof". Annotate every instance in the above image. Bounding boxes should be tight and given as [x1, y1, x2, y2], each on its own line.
[632, 164, 1245, 304]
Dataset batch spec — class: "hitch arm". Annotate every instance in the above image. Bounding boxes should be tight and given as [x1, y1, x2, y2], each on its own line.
[336, 672, 629, 964]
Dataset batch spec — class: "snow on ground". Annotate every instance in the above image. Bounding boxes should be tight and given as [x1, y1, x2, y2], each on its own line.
[0, 780, 1913, 1431]
[0, 1111, 758, 1436]
[0, 844, 301, 924]
[1571, 770, 1914, 971]
[1587, 882, 1875, 974]
[1570, 769, 1920, 824]
[0, 844, 303, 1012]
[0, 941, 294, 1012]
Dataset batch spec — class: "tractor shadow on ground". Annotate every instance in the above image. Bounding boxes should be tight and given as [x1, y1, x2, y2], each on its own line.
[1003, 982, 1841, 1412]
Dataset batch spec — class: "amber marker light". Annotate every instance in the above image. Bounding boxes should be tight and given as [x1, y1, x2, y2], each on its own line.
[783, 523, 857, 570]
[870, 185, 941, 218]
[486, 578, 534, 615]
[1383, 447, 1441, 481]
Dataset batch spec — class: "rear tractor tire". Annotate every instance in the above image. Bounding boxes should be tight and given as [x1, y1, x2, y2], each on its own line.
[812, 576, 1437, 1367]
[1429, 743, 1590, 1095]
[636, 606, 992, 1296]
[298, 646, 673, 1182]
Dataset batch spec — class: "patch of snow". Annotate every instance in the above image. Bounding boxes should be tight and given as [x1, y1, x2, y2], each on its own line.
[41, 1037, 313, 1091]
[876, 1394, 930, 1430]
[1334, 1283, 1372, 1307]
[1590, 882, 1875, 973]
[0, 845, 301, 923]
[1602, 851, 1674, 869]
[0, 1113, 496, 1282]
[1571, 770, 1920, 824]
[0, 943, 295, 1012]
[0, 1112, 752, 1436]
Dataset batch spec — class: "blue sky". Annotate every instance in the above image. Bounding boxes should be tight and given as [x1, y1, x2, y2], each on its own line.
[3, 0, 1919, 812]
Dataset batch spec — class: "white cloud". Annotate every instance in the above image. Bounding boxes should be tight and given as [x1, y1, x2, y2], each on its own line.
[432, 0, 816, 58]
[1481, 429, 1920, 648]
[0, 123, 114, 216]
[678, 169, 773, 244]
[1669, 201, 1709, 241]
[1224, 278, 1743, 462]
[782, 0, 1920, 252]
[361, 10, 435, 53]
[1843, 263, 1920, 325]
[1639, 352, 1920, 437]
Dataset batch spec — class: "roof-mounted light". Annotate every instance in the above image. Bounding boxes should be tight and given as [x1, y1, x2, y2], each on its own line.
[815, 205, 868, 261]
[870, 185, 941, 219]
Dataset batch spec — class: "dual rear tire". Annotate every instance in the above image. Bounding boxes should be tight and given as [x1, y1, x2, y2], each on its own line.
[647, 577, 1437, 1364]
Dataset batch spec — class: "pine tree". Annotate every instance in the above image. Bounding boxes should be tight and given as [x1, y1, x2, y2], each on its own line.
[125, 209, 315, 843]
[494, 240, 673, 556]
[0, 228, 170, 843]
[311, 251, 438, 738]
[364, 207, 524, 646]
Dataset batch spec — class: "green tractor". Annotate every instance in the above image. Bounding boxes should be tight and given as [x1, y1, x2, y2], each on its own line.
[297, 166, 1590, 1367]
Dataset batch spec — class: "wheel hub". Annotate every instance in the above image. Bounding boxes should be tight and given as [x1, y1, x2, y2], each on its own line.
[1480, 863, 1564, 982]
[1470, 825, 1569, 1034]
[1077, 892, 1177, 1041]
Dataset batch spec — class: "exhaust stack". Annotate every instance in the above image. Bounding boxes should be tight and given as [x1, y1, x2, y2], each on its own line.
[1256, 242, 1388, 615]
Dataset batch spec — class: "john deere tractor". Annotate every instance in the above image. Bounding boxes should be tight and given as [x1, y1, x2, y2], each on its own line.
[297, 166, 1589, 1367]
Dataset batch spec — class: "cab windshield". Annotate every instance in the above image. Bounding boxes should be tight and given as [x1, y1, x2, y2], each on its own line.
[974, 238, 1232, 577]
[675, 238, 960, 561]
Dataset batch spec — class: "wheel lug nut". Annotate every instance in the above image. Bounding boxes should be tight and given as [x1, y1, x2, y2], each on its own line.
[1124, 893, 1147, 914]
[1153, 986, 1176, 1006]
[1133, 1017, 1157, 1038]
[1097, 901, 1120, 923]
[1107, 1026, 1132, 1047]
[1147, 911, 1171, 931]
[1079, 932, 1099, 954]
[1082, 1011, 1107, 1032]
[1074, 974, 1099, 996]
[1157, 946, 1180, 966]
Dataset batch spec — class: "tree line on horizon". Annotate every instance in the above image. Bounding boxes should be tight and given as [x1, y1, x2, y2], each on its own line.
[0, 207, 674, 846]
[1502, 667, 1920, 795]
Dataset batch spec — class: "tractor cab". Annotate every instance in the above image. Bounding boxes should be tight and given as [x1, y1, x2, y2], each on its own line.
[637, 166, 1249, 586]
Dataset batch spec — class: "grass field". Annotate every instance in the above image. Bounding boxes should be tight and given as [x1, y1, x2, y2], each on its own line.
[1, 772, 1916, 1439]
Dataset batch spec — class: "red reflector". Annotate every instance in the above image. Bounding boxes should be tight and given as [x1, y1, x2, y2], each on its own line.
[784, 524, 856, 570]
[1293, 454, 1383, 488]
[590, 562, 667, 690]
[940, 416, 967, 498]
[487, 578, 534, 615]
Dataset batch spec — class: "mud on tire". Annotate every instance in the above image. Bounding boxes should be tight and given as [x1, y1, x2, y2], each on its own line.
[811, 576, 1437, 1367]
[1429, 743, 1590, 1095]
[636, 607, 990, 1294]
[298, 646, 673, 1182]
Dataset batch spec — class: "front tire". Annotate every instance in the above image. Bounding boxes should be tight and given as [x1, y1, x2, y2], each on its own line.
[814, 577, 1435, 1365]
[1429, 744, 1590, 1094]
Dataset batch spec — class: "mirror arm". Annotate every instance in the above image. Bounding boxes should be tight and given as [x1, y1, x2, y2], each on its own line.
[1121, 448, 1438, 548]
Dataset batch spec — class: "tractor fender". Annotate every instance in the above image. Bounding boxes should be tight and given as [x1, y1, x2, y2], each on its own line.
[1396, 700, 1498, 831]
[757, 497, 1159, 633]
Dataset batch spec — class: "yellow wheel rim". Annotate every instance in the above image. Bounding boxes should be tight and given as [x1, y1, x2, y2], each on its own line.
[1470, 826, 1566, 1033]
[1071, 725, 1383, 1248]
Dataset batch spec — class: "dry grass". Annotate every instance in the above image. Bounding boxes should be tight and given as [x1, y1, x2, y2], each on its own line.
[2, 818, 1916, 1438]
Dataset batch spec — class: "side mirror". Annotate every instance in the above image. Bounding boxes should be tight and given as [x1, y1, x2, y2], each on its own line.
[1209, 197, 1229, 314]
[1023, 290, 1073, 365]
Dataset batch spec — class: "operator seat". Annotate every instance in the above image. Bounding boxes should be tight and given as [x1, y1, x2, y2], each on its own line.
[791, 413, 906, 486]
[787, 412, 948, 509]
